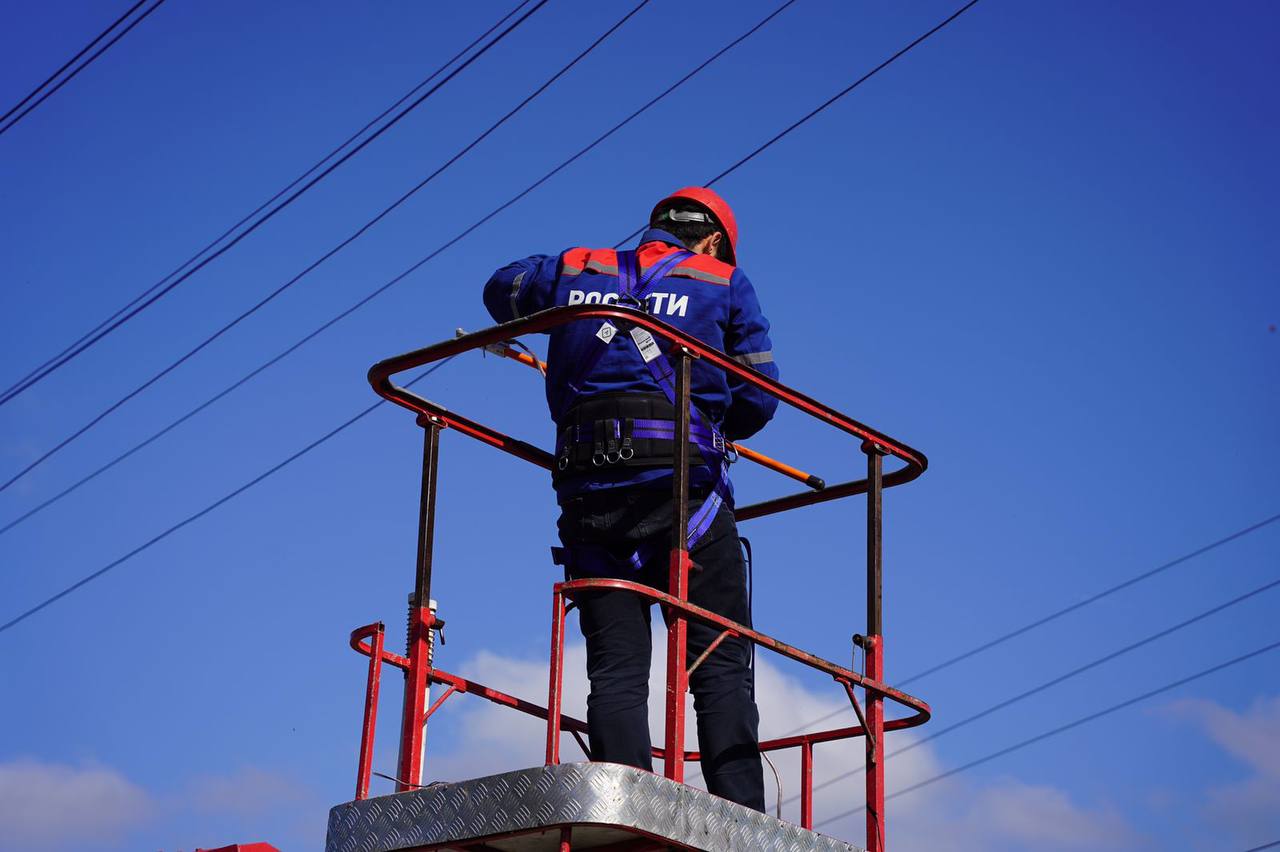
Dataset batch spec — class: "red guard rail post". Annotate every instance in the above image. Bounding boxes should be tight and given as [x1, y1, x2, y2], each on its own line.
[349, 625, 598, 800]
[664, 347, 695, 783]
[360, 305, 930, 848]
[351, 622, 385, 801]
[397, 417, 441, 793]
[865, 443, 886, 850]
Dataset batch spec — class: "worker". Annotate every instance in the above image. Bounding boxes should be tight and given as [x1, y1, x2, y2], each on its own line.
[483, 187, 777, 811]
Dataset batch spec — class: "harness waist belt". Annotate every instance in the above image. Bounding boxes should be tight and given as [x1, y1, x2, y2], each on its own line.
[554, 392, 716, 477]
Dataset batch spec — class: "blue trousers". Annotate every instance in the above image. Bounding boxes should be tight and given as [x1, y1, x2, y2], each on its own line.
[557, 488, 765, 811]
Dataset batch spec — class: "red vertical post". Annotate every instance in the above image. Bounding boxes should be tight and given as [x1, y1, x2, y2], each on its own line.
[865, 635, 885, 850]
[355, 623, 386, 801]
[863, 442, 885, 852]
[559, 826, 573, 851]
[546, 589, 567, 765]
[664, 348, 694, 782]
[800, 741, 814, 830]
[397, 419, 441, 791]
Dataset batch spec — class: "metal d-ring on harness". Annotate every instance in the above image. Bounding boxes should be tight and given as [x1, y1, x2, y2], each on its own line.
[593, 417, 635, 467]
[552, 248, 736, 574]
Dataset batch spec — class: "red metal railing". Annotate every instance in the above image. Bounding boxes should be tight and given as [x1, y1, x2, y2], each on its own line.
[351, 305, 930, 850]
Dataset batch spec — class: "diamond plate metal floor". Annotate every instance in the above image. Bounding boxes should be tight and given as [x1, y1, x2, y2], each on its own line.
[326, 762, 861, 852]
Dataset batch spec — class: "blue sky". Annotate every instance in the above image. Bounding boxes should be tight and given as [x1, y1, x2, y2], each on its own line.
[0, 1, 1277, 850]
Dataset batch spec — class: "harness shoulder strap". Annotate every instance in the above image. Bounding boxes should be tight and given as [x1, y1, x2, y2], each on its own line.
[565, 248, 692, 396]
[619, 250, 734, 555]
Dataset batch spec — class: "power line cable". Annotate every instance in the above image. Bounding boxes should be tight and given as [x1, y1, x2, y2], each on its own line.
[690, 525, 1279, 790]
[786, 570, 1280, 805]
[0, 0, 535, 402]
[749, 510, 1280, 742]
[0, 358, 455, 637]
[707, 0, 978, 187]
[0, 0, 549, 409]
[1244, 842, 1280, 852]
[0, 0, 612, 494]
[0, 0, 979, 626]
[6, 0, 980, 417]
[612, 0, 982, 247]
[0, 0, 165, 137]
[816, 636, 1280, 828]
[0, 0, 798, 517]
[0, 0, 147, 125]
[896, 514, 1280, 687]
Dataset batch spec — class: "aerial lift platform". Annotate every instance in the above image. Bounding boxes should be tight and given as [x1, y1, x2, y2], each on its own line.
[327, 305, 931, 851]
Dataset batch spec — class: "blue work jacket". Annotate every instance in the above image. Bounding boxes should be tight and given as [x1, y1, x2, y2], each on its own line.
[484, 229, 778, 499]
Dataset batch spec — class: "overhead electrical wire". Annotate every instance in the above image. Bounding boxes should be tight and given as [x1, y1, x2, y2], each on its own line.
[0, 0, 535, 404]
[0, 0, 147, 125]
[612, 0, 982, 248]
[0, 0, 802, 632]
[739, 509, 1280, 745]
[707, 0, 979, 186]
[0, 1, 647, 498]
[0, 0, 615, 494]
[0, 0, 166, 137]
[815, 636, 1280, 828]
[0, 0, 550, 410]
[896, 516, 1280, 687]
[1, 0, 979, 535]
[0, 359, 456, 636]
[0, 0, 800, 518]
[1, 0, 147, 125]
[683, 526, 1280, 790]
[0, 0, 983, 631]
[781, 571, 1280, 806]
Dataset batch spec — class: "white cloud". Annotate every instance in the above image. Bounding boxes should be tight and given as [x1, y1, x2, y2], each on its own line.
[915, 779, 1144, 852]
[162, 766, 326, 852]
[1167, 695, 1280, 779]
[422, 644, 593, 782]
[421, 633, 1143, 851]
[0, 759, 152, 850]
[181, 766, 312, 817]
[1166, 695, 1280, 845]
[0, 759, 323, 852]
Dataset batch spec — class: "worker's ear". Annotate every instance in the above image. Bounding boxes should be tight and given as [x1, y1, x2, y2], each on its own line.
[703, 231, 723, 257]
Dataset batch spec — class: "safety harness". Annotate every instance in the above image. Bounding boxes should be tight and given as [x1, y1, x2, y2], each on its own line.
[554, 392, 717, 474]
[552, 248, 735, 574]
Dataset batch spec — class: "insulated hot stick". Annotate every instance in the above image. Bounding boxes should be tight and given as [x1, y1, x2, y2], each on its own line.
[458, 328, 825, 491]
[733, 442, 824, 491]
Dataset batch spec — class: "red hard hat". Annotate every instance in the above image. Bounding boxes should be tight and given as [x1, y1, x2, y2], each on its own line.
[651, 186, 739, 265]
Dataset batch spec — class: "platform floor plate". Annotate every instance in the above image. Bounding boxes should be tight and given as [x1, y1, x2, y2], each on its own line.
[327, 762, 861, 852]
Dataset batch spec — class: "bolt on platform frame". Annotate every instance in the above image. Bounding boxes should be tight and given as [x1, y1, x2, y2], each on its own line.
[338, 304, 930, 852]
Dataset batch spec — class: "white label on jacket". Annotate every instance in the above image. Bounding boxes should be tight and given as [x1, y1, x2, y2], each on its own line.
[596, 322, 617, 344]
[630, 327, 662, 362]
